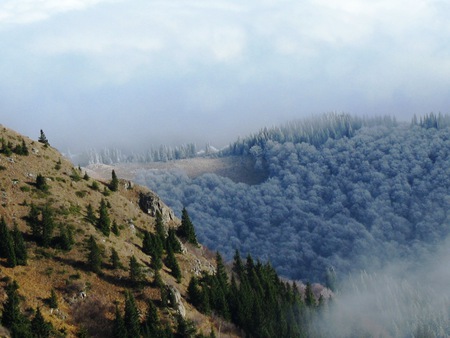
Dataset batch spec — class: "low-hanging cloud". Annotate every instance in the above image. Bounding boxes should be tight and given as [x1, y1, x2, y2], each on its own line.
[1, 0, 450, 152]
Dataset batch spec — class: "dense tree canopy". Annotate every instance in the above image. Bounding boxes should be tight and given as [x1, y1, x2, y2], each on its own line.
[136, 114, 450, 281]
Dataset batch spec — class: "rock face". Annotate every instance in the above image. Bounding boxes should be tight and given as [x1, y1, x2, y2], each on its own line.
[138, 191, 175, 223]
[168, 285, 186, 318]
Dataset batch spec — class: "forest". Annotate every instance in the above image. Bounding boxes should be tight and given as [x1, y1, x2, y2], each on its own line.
[135, 113, 450, 282]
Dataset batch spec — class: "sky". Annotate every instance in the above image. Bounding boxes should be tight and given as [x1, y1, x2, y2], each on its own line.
[1, 0, 450, 152]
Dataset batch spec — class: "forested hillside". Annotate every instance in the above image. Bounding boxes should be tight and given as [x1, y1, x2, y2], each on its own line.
[136, 113, 450, 282]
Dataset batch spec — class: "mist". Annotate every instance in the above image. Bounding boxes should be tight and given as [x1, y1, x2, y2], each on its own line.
[2, 0, 450, 153]
[311, 237, 450, 337]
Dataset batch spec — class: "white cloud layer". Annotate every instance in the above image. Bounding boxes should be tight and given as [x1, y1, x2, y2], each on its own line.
[1, 0, 450, 151]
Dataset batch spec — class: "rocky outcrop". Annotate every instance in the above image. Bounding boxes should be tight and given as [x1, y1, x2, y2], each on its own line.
[138, 191, 175, 223]
[167, 285, 186, 318]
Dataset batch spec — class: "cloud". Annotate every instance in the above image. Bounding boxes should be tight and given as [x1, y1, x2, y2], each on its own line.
[1, 0, 450, 151]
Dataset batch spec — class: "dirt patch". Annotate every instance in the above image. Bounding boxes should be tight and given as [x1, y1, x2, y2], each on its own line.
[87, 156, 268, 185]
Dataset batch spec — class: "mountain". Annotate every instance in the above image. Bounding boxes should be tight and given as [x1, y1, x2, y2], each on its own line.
[96, 113, 450, 283]
[0, 125, 319, 338]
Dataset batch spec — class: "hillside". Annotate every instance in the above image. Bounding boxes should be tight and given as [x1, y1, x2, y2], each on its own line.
[0, 125, 320, 338]
[0, 126, 224, 337]
[122, 113, 450, 282]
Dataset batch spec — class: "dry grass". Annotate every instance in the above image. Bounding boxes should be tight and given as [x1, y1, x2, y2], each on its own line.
[0, 125, 241, 337]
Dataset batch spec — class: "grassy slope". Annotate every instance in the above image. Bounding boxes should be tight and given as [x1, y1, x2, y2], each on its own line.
[0, 125, 235, 337]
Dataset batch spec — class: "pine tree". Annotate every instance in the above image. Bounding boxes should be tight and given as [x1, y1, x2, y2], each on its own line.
[49, 289, 58, 309]
[86, 235, 102, 274]
[215, 252, 228, 291]
[124, 291, 140, 338]
[305, 282, 316, 307]
[142, 231, 153, 256]
[111, 220, 120, 236]
[142, 300, 160, 338]
[187, 276, 202, 307]
[96, 199, 110, 236]
[166, 228, 182, 253]
[109, 170, 119, 192]
[41, 205, 54, 247]
[113, 304, 127, 338]
[110, 248, 122, 270]
[165, 246, 181, 283]
[85, 204, 96, 224]
[38, 129, 49, 146]
[177, 208, 198, 245]
[1, 281, 32, 337]
[27, 203, 41, 240]
[35, 174, 48, 192]
[31, 307, 52, 338]
[12, 224, 27, 265]
[129, 255, 143, 285]
[0, 217, 17, 267]
[232, 249, 244, 277]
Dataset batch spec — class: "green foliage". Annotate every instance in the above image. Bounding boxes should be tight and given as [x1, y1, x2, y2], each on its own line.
[54, 158, 62, 170]
[48, 289, 58, 309]
[142, 230, 163, 270]
[83, 172, 89, 180]
[90, 181, 100, 191]
[110, 248, 122, 270]
[124, 291, 140, 338]
[31, 307, 52, 338]
[96, 199, 110, 236]
[70, 168, 82, 182]
[1, 280, 32, 337]
[129, 255, 144, 285]
[111, 220, 120, 236]
[177, 208, 198, 245]
[53, 224, 74, 251]
[166, 228, 182, 254]
[141, 300, 161, 338]
[40, 205, 55, 247]
[85, 204, 96, 224]
[38, 129, 49, 146]
[165, 246, 181, 283]
[109, 170, 119, 192]
[11, 224, 27, 265]
[86, 235, 102, 274]
[191, 251, 307, 338]
[113, 305, 127, 338]
[0, 217, 17, 267]
[35, 174, 49, 192]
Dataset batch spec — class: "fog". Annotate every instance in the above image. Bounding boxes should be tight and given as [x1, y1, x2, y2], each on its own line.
[312, 237, 450, 337]
[2, 0, 450, 152]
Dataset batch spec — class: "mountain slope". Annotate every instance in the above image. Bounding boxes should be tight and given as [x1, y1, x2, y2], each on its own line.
[0, 125, 234, 337]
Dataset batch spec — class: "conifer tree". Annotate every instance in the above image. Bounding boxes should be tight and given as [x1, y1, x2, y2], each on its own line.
[155, 210, 165, 240]
[27, 203, 41, 240]
[41, 205, 54, 247]
[113, 304, 127, 338]
[86, 235, 102, 274]
[38, 129, 49, 146]
[109, 170, 119, 192]
[1, 281, 31, 337]
[12, 224, 27, 265]
[124, 291, 140, 338]
[166, 228, 182, 253]
[35, 174, 48, 192]
[177, 208, 198, 245]
[129, 255, 143, 285]
[305, 282, 316, 307]
[49, 289, 58, 309]
[142, 300, 160, 338]
[232, 249, 244, 277]
[215, 252, 228, 291]
[187, 276, 202, 308]
[111, 220, 120, 236]
[165, 246, 182, 282]
[142, 231, 153, 256]
[31, 307, 52, 338]
[0, 217, 17, 267]
[110, 248, 122, 270]
[85, 203, 96, 224]
[96, 199, 110, 236]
